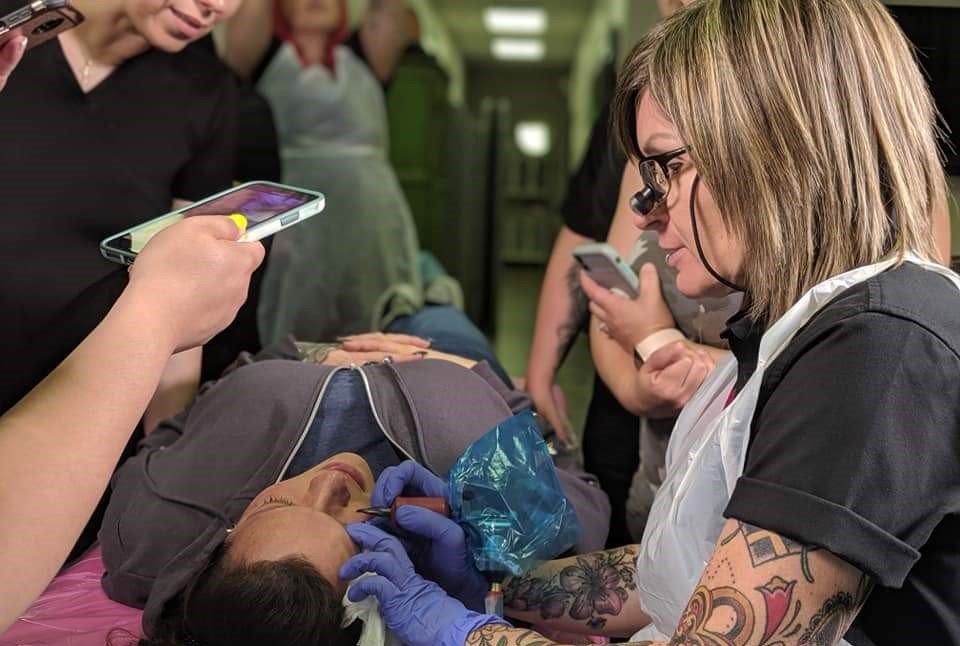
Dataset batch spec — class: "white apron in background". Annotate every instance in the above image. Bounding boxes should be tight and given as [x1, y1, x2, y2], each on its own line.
[256, 44, 423, 344]
[630, 255, 960, 643]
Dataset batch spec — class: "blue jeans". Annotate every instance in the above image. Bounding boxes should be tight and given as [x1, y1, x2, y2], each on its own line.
[388, 306, 511, 387]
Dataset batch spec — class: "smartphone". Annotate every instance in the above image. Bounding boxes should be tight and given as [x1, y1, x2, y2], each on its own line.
[100, 181, 326, 266]
[0, 1, 84, 50]
[573, 243, 639, 298]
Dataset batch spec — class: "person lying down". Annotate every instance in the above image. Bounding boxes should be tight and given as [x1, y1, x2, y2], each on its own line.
[97, 335, 610, 646]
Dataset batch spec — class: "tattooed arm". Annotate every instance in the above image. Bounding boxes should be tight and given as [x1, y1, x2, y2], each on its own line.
[526, 225, 594, 443]
[645, 518, 872, 646]
[479, 520, 872, 646]
[503, 545, 651, 637]
[474, 520, 871, 646]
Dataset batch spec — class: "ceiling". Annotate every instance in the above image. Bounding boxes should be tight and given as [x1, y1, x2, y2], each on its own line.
[429, 0, 597, 66]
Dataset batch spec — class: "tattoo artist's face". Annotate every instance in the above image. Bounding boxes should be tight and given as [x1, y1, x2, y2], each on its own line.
[126, 0, 241, 52]
[282, 0, 342, 35]
[228, 452, 374, 592]
[631, 90, 743, 298]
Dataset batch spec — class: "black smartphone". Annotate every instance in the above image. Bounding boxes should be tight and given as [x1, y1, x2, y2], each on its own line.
[0, 0, 84, 51]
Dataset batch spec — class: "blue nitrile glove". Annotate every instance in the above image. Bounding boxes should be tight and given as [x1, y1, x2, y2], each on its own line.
[341, 524, 508, 646]
[373, 461, 489, 611]
[373, 460, 449, 503]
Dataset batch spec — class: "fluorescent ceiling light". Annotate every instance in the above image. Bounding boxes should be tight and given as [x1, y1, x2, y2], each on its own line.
[483, 7, 547, 34]
[491, 38, 545, 61]
[515, 121, 551, 157]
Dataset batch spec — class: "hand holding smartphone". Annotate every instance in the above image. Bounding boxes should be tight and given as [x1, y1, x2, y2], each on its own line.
[0, 1, 84, 51]
[100, 181, 326, 266]
[573, 243, 639, 298]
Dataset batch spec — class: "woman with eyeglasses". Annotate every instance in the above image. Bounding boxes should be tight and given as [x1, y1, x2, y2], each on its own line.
[328, 2, 960, 646]
[573, 157, 742, 544]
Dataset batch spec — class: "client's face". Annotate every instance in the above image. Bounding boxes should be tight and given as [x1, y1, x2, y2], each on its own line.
[228, 452, 374, 591]
[282, 0, 342, 35]
[126, 0, 241, 52]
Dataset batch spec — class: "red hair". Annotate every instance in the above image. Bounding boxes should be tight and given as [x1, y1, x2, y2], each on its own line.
[273, 0, 349, 71]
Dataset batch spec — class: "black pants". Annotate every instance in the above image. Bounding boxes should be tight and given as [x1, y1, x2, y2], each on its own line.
[582, 375, 640, 549]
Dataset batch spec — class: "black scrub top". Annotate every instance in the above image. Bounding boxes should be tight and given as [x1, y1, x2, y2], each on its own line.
[0, 36, 240, 411]
[560, 102, 627, 241]
[724, 263, 960, 645]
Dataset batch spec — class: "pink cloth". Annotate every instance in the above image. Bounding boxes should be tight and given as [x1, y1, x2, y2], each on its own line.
[0, 548, 142, 646]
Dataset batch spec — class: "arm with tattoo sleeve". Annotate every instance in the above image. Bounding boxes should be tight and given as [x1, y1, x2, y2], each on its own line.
[651, 518, 871, 646]
[503, 545, 651, 637]
[525, 225, 594, 443]
[474, 519, 871, 646]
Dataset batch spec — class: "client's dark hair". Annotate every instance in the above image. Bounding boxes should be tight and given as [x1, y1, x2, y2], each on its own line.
[139, 544, 361, 646]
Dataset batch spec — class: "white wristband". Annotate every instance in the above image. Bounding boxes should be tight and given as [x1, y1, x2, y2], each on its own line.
[634, 328, 686, 363]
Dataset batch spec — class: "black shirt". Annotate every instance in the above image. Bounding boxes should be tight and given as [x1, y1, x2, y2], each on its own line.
[724, 263, 960, 646]
[560, 102, 627, 241]
[0, 37, 239, 411]
[234, 82, 282, 184]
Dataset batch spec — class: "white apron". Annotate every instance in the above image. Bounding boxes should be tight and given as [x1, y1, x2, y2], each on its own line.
[630, 255, 960, 642]
[256, 44, 423, 343]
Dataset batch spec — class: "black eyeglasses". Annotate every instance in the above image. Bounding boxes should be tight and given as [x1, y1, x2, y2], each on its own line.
[630, 146, 688, 215]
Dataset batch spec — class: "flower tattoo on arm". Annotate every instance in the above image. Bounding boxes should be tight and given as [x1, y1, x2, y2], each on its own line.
[504, 546, 639, 630]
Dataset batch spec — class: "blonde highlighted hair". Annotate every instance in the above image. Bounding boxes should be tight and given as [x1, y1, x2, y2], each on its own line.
[614, 0, 947, 323]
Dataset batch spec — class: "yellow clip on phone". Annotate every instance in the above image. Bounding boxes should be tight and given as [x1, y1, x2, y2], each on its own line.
[228, 213, 248, 233]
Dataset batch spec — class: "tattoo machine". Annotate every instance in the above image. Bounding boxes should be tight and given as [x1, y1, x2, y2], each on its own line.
[448, 410, 583, 617]
[357, 497, 450, 526]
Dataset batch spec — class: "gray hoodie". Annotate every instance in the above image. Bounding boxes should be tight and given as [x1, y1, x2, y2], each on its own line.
[99, 341, 610, 626]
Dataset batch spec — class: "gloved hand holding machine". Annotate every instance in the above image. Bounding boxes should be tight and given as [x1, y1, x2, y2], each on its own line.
[343, 411, 583, 636]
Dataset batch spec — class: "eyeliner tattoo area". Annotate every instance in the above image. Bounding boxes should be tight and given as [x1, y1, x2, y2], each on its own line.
[721, 522, 819, 582]
[504, 547, 638, 630]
